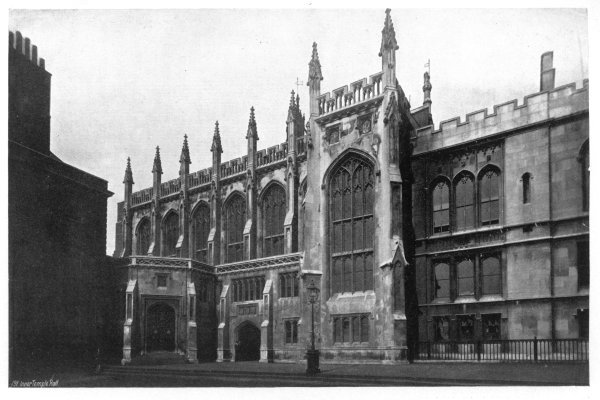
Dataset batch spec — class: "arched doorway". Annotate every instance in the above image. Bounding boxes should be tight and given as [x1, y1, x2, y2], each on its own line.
[235, 322, 261, 361]
[146, 303, 176, 352]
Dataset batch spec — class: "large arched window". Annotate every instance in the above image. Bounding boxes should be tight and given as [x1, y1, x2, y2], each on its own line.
[136, 218, 151, 255]
[163, 212, 179, 257]
[432, 180, 450, 233]
[454, 172, 475, 231]
[262, 184, 286, 257]
[479, 168, 500, 226]
[192, 203, 210, 263]
[329, 155, 374, 294]
[580, 141, 589, 211]
[225, 193, 246, 263]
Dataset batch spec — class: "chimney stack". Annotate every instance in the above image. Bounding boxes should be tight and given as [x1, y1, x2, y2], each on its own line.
[540, 51, 555, 92]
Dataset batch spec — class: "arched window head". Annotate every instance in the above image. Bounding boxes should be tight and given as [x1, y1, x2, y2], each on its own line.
[479, 168, 500, 226]
[522, 173, 531, 204]
[329, 155, 374, 295]
[432, 180, 450, 233]
[225, 194, 246, 263]
[454, 173, 475, 231]
[163, 212, 179, 257]
[192, 203, 210, 262]
[136, 218, 151, 255]
[262, 184, 286, 257]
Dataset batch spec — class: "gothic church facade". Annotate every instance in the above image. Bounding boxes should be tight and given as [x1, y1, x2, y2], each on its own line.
[113, 9, 588, 364]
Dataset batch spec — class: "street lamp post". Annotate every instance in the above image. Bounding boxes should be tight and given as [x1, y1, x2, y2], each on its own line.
[306, 279, 320, 375]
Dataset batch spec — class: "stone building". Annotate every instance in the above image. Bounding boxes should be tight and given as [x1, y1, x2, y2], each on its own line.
[412, 51, 589, 344]
[112, 9, 588, 364]
[9, 31, 113, 372]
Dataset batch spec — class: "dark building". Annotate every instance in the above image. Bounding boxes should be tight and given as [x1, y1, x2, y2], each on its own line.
[9, 31, 113, 373]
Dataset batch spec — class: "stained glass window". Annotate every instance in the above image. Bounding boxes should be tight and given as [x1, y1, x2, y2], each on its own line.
[192, 203, 210, 262]
[225, 194, 246, 263]
[263, 184, 286, 257]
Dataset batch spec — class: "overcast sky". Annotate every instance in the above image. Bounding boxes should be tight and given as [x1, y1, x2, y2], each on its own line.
[8, 8, 589, 256]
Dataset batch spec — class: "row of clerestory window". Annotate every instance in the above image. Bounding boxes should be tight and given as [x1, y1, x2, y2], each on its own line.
[134, 184, 288, 261]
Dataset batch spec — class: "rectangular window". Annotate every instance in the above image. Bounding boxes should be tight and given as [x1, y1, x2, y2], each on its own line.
[279, 272, 299, 298]
[457, 315, 475, 341]
[482, 313, 501, 340]
[332, 314, 370, 343]
[433, 316, 450, 341]
[577, 241, 589, 289]
[433, 262, 450, 299]
[232, 276, 265, 302]
[157, 274, 168, 288]
[457, 259, 474, 296]
[285, 320, 298, 344]
[577, 309, 589, 339]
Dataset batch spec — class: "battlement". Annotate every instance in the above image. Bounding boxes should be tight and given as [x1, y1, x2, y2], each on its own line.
[412, 79, 589, 155]
[9, 31, 46, 70]
[317, 71, 384, 116]
[129, 135, 308, 207]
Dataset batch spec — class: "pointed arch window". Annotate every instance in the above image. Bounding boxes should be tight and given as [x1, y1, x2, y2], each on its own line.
[329, 155, 374, 295]
[192, 203, 210, 263]
[163, 212, 179, 257]
[262, 184, 286, 257]
[432, 180, 450, 233]
[136, 218, 151, 255]
[457, 258, 475, 296]
[480, 169, 500, 226]
[225, 194, 246, 263]
[454, 173, 475, 231]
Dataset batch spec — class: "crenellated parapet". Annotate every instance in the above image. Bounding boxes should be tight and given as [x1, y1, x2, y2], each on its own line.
[316, 72, 384, 116]
[412, 79, 589, 155]
[9, 31, 46, 70]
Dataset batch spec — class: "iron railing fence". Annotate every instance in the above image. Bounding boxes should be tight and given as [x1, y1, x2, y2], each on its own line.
[416, 338, 588, 362]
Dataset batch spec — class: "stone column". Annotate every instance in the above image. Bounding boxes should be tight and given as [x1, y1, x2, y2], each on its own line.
[259, 279, 273, 362]
[177, 135, 191, 258]
[244, 108, 258, 260]
[148, 147, 162, 256]
[208, 122, 222, 265]
[217, 283, 230, 362]
[121, 157, 134, 257]
[284, 92, 301, 253]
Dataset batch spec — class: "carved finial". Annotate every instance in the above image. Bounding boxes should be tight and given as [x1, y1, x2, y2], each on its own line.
[246, 107, 259, 140]
[123, 157, 134, 184]
[180, 134, 191, 164]
[379, 8, 399, 57]
[307, 42, 323, 83]
[211, 121, 223, 153]
[152, 146, 162, 174]
[423, 70, 432, 106]
[290, 90, 296, 107]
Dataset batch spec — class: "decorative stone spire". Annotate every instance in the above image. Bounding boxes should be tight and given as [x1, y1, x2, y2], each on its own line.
[307, 42, 323, 83]
[246, 107, 259, 140]
[211, 121, 223, 153]
[152, 146, 162, 174]
[423, 71, 432, 107]
[287, 90, 297, 122]
[379, 8, 399, 57]
[180, 134, 191, 164]
[123, 157, 134, 184]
